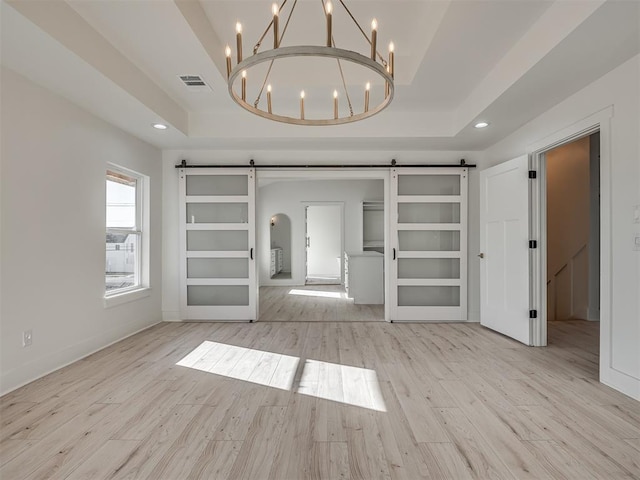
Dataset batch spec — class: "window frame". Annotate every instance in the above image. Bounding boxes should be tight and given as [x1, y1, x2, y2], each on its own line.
[105, 164, 149, 302]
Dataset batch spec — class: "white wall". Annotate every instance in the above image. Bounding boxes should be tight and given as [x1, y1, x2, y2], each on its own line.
[546, 136, 590, 321]
[483, 54, 640, 400]
[0, 68, 163, 394]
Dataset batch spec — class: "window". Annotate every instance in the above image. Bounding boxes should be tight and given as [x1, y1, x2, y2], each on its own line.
[105, 167, 146, 296]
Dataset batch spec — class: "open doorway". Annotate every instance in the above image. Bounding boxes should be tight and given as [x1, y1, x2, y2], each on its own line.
[270, 213, 292, 280]
[544, 132, 600, 375]
[256, 174, 387, 322]
[305, 203, 343, 285]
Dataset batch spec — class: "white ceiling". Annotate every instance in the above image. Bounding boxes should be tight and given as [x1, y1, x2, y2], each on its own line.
[2, 0, 638, 151]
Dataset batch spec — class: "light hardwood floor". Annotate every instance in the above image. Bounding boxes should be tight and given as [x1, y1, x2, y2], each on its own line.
[259, 285, 384, 322]
[1, 320, 639, 479]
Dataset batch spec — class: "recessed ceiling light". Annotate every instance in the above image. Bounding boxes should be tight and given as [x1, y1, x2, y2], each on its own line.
[152, 123, 168, 130]
[474, 121, 489, 129]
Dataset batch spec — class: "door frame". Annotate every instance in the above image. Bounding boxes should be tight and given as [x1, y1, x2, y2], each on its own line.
[528, 108, 611, 372]
[303, 202, 345, 284]
[256, 169, 391, 322]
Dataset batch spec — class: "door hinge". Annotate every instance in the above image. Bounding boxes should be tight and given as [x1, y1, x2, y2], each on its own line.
[529, 240, 537, 249]
[528, 170, 537, 179]
[529, 309, 538, 319]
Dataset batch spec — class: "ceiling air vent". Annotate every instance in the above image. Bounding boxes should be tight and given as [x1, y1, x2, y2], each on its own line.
[178, 75, 211, 92]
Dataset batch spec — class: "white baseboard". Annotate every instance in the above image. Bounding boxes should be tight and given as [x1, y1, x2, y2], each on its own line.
[0, 320, 161, 397]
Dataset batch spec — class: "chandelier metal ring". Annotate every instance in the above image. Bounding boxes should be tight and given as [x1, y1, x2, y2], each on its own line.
[228, 45, 394, 126]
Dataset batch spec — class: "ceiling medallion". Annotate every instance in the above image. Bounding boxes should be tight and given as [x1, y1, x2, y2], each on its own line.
[225, 1, 395, 126]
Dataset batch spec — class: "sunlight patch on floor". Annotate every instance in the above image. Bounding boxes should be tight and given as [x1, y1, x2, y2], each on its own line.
[177, 342, 386, 411]
[176, 340, 299, 391]
[298, 359, 387, 412]
[288, 289, 345, 299]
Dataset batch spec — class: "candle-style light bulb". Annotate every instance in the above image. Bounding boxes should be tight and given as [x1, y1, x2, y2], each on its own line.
[300, 90, 305, 120]
[267, 84, 272, 113]
[225, 45, 232, 78]
[326, 1, 333, 47]
[364, 82, 370, 112]
[370, 19, 378, 61]
[241, 70, 247, 101]
[333, 89, 338, 119]
[272, 3, 279, 49]
[388, 41, 395, 79]
[236, 22, 243, 63]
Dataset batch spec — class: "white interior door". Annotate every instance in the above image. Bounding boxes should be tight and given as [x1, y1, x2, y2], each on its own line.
[305, 204, 341, 283]
[480, 156, 531, 344]
[390, 168, 468, 321]
[179, 168, 256, 321]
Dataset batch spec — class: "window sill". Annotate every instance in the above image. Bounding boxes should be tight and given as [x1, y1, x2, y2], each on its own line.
[104, 287, 151, 308]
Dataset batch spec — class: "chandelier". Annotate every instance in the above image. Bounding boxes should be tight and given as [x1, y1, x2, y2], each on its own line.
[225, 0, 395, 126]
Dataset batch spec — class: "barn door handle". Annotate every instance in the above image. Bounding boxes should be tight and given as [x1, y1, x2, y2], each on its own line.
[250, 248, 254, 260]
[393, 248, 396, 260]
[478, 253, 484, 258]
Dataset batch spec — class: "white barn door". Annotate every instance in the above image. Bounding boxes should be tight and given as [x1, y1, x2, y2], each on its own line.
[390, 168, 468, 321]
[179, 168, 256, 321]
[479, 156, 531, 344]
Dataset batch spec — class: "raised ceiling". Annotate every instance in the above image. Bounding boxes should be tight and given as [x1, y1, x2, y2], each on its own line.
[1, 0, 638, 151]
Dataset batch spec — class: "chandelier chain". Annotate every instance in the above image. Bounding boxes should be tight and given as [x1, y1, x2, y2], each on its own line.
[338, 0, 387, 67]
[254, 0, 299, 108]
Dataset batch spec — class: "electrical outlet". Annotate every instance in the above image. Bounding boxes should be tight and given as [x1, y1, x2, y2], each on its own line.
[22, 330, 32, 347]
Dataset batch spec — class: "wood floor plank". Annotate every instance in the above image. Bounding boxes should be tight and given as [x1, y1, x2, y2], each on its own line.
[601, 403, 640, 430]
[433, 407, 515, 480]
[226, 406, 287, 479]
[518, 405, 634, 478]
[259, 286, 383, 322]
[110, 379, 188, 440]
[374, 380, 438, 480]
[344, 408, 391, 480]
[329, 442, 350, 480]
[419, 442, 475, 480]
[1, 320, 638, 480]
[0, 439, 34, 468]
[64, 439, 142, 480]
[522, 440, 600, 480]
[268, 394, 317, 480]
[23, 406, 128, 480]
[444, 363, 550, 441]
[105, 404, 203, 480]
[385, 367, 450, 443]
[187, 440, 242, 480]
[623, 437, 640, 453]
[1, 403, 120, 480]
[439, 380, 553, 479]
